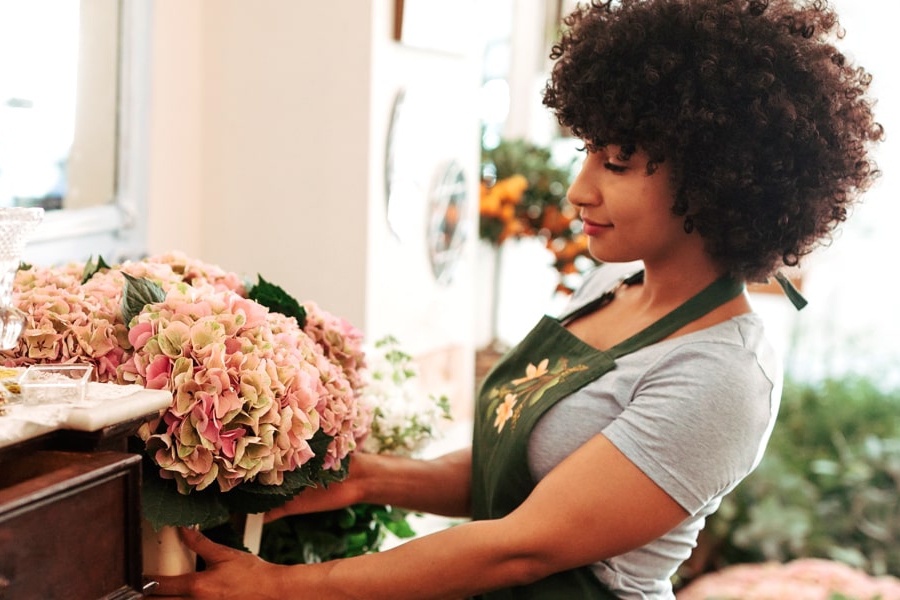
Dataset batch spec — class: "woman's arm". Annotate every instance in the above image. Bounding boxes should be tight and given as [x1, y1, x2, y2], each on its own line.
[154, 434, 688, 599]
[265, 447, 473, 522]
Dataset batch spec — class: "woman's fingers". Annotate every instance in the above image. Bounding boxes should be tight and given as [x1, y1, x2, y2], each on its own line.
[176, 527, 235, 562]
[148, 530, 267, 597]
[149, 572, 194, 597]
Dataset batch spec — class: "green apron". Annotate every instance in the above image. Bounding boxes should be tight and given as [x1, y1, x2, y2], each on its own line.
[471, 271, 745, 599]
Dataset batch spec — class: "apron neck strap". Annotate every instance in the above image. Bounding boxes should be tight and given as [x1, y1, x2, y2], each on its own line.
[609, 273, 745, 358]
[773, 271, 808, 310]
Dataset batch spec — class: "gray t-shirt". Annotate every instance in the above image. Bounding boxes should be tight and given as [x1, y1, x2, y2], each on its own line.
[528, 263, 782, 599]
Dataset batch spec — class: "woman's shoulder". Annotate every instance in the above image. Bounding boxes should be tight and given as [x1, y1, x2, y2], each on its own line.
[640, 313, 777, 382]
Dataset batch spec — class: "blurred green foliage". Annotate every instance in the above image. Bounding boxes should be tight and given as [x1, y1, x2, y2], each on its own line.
[695, 376, 900, 578]
[259, 503, 417, 565]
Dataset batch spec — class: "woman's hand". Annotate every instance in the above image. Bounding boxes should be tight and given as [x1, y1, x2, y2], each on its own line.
[148, 528, 286, 599]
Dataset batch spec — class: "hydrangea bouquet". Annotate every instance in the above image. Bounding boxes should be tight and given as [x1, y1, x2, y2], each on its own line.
[259, 335, 452, 563]
[2, 252, 372, 530]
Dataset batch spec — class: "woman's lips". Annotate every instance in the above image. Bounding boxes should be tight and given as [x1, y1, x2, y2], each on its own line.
[581, 219, 612, 236]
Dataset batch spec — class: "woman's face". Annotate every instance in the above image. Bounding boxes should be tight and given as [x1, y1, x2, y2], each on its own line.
[566, 145, 687, 265]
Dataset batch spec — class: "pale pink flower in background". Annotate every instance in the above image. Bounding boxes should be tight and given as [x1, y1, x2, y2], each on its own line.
[677, 559, 900, 600]
[120, 259, 184, 287]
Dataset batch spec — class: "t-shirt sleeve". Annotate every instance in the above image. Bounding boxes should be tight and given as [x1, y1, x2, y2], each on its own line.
[601, 342, 778, 515]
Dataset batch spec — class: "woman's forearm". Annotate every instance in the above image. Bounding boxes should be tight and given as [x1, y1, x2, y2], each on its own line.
[266, 448, 473, 523]
[359, 448, 472, 517]
[287, 517, 538, 600]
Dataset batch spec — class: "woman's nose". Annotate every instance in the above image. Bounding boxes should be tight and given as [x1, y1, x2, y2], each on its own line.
[565, 165, 596, 207]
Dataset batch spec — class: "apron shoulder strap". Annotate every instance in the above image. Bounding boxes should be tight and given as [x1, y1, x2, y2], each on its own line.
[609, 274, 745, 358]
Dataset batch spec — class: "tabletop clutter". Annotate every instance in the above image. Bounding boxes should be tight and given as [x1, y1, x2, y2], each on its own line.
[0, 363, 172, 447]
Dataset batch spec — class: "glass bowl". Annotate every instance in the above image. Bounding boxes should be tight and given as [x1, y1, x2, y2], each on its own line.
[19, 364, 94, 405]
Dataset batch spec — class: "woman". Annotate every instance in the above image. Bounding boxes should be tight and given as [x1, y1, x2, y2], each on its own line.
[151, 0, 882, 598]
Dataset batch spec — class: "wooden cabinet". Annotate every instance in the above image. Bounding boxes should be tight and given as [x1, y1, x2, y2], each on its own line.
[0, 450, 144, 599]
[0, 381, 170, 598]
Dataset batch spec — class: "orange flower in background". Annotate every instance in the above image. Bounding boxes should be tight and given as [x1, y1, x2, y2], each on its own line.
[481, 174, 534, 244]
[480, 138, 597, 295]
[548, 233, 591, 294]
[500, 216, 529, 244]
[540, 204, 578, 237]
[497, 174, 529, 202]
[479, 175, 528, 219]
[479, 181, 497, 215]
[548, 234, 589, 263]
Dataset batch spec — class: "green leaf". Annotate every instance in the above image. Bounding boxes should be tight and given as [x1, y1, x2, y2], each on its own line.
[247, 275, 306, 327]
[302, 430, 349, 484]
[258, 502, 419, 564]
[121, 272, 166, 326]
[379, 506, 418, 539]
[81, 254, 112, 284]
[140, 467, 230, 530]
[218, 431, 349, 516]
[218, 485, 296, 515]
[336, 507, 357, 529]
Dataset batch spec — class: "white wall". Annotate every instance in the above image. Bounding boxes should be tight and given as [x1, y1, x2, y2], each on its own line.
[783, 0, 900, 387]
[147, 0, 203, 260]
[147, 0, 482, 412]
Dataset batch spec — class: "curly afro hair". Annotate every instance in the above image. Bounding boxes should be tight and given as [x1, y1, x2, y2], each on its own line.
[543, 0, 884, 281]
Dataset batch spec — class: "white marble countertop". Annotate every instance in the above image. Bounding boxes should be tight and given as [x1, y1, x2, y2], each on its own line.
[0, 379, 172, 449]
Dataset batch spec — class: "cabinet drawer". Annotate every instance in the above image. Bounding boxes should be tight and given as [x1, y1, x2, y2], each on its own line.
[0, 451, 143, 600]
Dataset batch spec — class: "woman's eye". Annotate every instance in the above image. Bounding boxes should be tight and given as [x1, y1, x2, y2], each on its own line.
[603, 162, 627, 173]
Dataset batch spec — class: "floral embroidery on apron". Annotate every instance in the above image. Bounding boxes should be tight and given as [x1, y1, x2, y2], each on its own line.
[486, 357, 590, 433]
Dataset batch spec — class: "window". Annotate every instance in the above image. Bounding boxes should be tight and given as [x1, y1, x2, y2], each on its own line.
[0, 0, 150, 265]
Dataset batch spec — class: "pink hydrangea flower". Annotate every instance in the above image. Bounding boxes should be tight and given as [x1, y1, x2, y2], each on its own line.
[302, 301, 367, 391]
[4, 255, 371, 497]
[2, 265, 130, 380]
[144, 250, 247, 295]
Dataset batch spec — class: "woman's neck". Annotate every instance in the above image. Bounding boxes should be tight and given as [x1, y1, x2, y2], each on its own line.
[635, 254, 733, 312]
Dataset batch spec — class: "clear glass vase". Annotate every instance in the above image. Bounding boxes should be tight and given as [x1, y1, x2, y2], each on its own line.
[0, 207, 44, 350]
